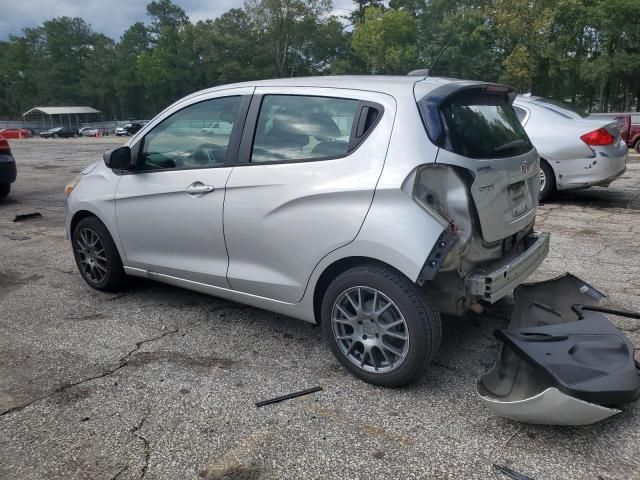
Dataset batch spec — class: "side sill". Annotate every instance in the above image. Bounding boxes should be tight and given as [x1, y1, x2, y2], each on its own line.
[123, 267, 315, 323]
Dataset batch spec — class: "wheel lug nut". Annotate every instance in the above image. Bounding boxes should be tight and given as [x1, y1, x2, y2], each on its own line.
[375, 333, 379, 338]
[362, 335, 367, 340]
[358, 320, 362, 325]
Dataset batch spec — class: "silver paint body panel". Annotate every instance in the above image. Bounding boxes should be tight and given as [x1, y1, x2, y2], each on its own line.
[478, 387, 620, 425]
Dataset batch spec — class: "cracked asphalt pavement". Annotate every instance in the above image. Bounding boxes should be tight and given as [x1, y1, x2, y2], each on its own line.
[1, 138, 639, 479]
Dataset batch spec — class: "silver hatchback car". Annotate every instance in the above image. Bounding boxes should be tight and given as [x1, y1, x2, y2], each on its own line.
[65, 76, 549, 386]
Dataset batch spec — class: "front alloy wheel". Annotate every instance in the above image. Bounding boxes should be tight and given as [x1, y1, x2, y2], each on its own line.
[75, 228, 108, 284]
[322, 264, 441, 387]
[72, 216, 126, 291]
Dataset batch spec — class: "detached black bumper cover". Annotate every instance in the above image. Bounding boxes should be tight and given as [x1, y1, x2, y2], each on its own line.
[478, 273, 640, 425]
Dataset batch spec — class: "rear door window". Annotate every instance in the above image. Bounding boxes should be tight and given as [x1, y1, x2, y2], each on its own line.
[250, 95, 359, 163]
[631, 114, 640, 125]
[533, 98, 587, 118]
[438, 92, 533, 159]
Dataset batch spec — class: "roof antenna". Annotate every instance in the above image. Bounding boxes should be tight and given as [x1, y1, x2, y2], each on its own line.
[408, 37, 453, 77]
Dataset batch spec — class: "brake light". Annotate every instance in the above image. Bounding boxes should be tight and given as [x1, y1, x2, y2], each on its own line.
[580, 128, 615, 146]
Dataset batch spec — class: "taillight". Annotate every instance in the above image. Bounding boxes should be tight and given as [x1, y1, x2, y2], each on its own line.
[580, 128, 615, 146]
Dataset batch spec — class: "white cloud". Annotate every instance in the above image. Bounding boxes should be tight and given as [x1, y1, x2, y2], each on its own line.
[0, 0, 358, 41]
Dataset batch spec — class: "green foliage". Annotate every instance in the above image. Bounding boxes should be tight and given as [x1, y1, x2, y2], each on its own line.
[0, 0, 638, 120]
[351, 7, 417, 74]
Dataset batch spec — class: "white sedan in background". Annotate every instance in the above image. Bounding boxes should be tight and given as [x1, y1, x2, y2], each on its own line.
[201, 121, 233, 136]
[79, 127, 99, 137]
[513, 95, 628, 200]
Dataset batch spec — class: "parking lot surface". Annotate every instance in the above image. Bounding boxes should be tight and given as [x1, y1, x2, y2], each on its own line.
[1, 138, 639, 480]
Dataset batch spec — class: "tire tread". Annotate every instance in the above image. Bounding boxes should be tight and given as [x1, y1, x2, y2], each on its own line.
[322, 263, 441, 386]
[72, 216, 126, 292]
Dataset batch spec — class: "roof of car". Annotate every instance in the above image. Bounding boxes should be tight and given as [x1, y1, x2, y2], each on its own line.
[182, 75, 478, 103]
[249, 75, 421, 87]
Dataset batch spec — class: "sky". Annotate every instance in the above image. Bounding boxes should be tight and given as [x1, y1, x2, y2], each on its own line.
[0, 0, 359, 41]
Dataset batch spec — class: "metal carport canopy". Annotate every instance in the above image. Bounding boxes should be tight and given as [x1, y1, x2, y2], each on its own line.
[23, 106, 101, 116]
[23, 106, 102, 129]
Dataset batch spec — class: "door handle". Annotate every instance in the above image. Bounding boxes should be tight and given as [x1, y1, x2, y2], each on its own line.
[186, 182, 215, 196]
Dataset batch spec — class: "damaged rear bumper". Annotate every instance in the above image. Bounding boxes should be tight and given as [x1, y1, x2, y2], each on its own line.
[556, 150, 627, 190]
[467, 232, 550, 303]
[478, 273, 640, 425]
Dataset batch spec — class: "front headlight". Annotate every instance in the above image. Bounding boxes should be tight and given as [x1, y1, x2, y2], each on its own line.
[65, 175, 82, 197]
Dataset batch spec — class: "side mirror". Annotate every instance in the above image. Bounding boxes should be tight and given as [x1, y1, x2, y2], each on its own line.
[103, 146, 132, 170]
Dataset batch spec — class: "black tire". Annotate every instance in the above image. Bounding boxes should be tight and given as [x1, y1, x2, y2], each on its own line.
[72, 216, 126, 291]
[635, 139, 640, 154]
[539, 159, 555, 201]
[321, 264, 442, 387]
[0, 183, 10, 199]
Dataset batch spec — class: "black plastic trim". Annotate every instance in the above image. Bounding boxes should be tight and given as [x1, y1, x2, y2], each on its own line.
[350, 100, 384, 152]
[417, 228, 457, 285]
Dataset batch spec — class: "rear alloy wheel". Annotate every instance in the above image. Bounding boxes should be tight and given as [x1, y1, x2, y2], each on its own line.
[539, 159, 555, 201]
[322, 264, 441, 387]
[635, 139, 640, 154]
[0, 183, 10, 199]
[72, 216, 126, 291]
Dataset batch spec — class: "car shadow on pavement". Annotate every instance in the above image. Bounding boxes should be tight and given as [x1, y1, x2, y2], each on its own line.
[547, 188, 640, 210]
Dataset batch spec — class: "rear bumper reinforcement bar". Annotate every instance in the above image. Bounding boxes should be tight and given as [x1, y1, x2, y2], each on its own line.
[466, 232, 550, 303]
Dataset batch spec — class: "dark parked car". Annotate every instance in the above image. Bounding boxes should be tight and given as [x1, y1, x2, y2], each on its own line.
[589, 112, 640, 152]
[0, 135, 17, 199]
[40, 127, 80, 139]
[115, 123, 143, 136]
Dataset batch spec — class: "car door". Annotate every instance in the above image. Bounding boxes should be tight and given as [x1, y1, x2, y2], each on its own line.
[115, 88, 252, 287]
[224, 87, 395, 303]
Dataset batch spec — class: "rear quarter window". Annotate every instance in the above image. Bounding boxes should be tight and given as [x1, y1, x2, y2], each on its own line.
[513, 106, 528, 123]
[438, 92, 533, 159]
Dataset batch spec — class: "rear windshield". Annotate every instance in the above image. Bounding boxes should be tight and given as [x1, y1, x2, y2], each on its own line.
[533, 98, 587, 119]
[438, 92, 533, 159]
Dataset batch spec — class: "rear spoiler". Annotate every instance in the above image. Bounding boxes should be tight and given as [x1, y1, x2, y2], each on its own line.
[416, 82, 517, 148]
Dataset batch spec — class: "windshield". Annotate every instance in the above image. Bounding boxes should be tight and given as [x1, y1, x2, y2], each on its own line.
[533, 97, 587, 119]
[437, 92, 533, 159]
